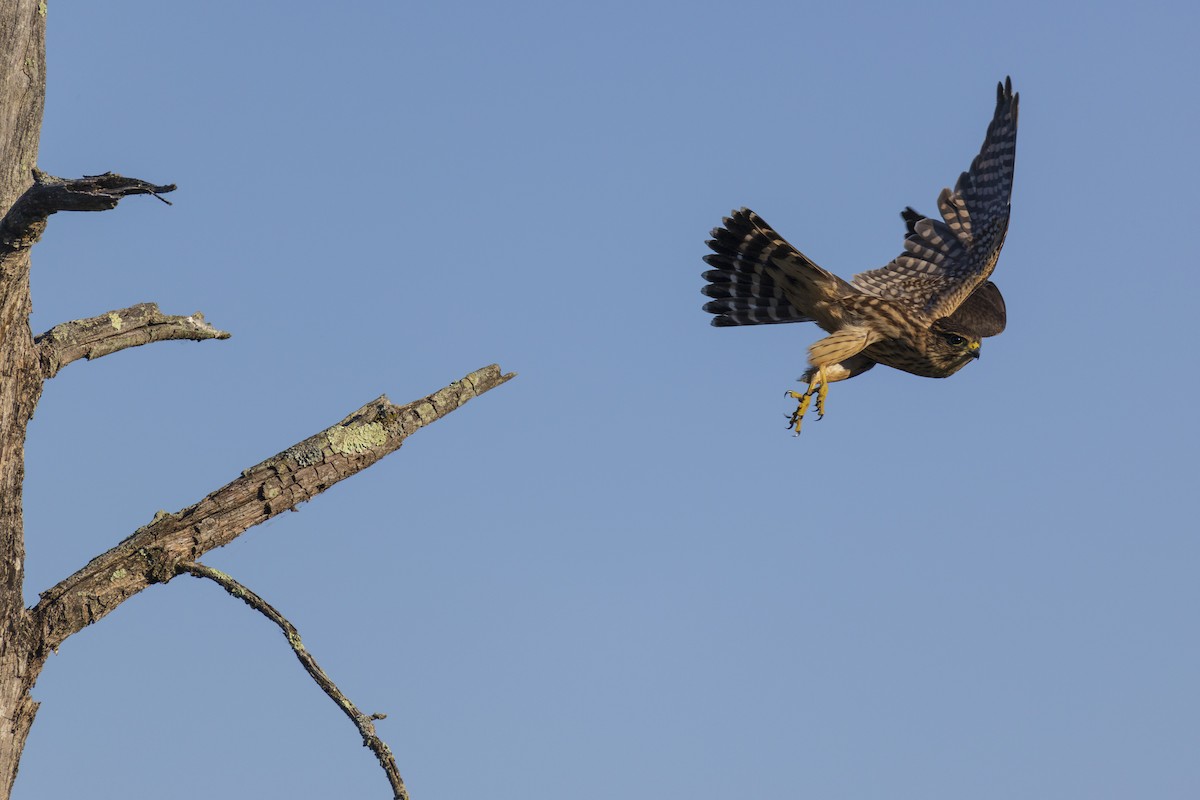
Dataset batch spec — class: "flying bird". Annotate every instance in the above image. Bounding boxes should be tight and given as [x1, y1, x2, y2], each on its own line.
[702, 77, 1018, 433]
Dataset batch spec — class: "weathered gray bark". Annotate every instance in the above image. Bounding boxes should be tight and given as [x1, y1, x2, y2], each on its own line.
[0, 4, 512, 796]
[33, 365, 513, 653]
[0, 4, 48, 794]
[35, 302, 230, 378]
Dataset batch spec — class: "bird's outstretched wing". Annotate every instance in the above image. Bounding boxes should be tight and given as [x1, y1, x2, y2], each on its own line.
[940, 280, 1006, 338]
[852, 77, 1018, 326]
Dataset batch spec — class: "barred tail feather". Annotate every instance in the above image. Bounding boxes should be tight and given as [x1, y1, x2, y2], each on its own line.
[702, 296, 812, 326]
[702, 208, 839, 328]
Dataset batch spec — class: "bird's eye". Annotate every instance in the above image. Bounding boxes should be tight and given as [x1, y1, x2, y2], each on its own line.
[944, 334, 967, 347]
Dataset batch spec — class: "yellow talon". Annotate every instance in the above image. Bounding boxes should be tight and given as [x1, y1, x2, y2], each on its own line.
[786, 366, 830, 435]
[786, 390, 812, 434]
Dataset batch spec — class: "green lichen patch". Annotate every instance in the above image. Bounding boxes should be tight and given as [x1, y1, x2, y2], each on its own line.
[108, 312, 123, 331]
[328, 421, 386, 455]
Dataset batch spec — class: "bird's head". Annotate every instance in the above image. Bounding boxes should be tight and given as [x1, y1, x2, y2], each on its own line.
[928, 324, 982, 375]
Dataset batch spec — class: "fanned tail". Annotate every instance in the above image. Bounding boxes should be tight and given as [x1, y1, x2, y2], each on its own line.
[702, 208, 843, 327]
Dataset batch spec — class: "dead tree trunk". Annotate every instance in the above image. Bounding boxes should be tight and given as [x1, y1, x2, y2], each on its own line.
[0, 4, 48, 793]
[0, 5, 512, 796]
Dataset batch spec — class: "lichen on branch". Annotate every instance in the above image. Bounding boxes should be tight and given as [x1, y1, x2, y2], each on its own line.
[31, 364, 515, 653]
[35, 303, 230, 377]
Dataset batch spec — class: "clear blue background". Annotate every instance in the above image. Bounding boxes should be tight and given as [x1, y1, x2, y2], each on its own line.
[16, 1, 1198, 797]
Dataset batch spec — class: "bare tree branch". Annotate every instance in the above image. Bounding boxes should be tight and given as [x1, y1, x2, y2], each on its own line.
[0, 170, 175, 254]
[1, 2, 509, 793]
[31, 363, 515, 654]
[177, 561, 410, 800]
[34, 302, 230, 378]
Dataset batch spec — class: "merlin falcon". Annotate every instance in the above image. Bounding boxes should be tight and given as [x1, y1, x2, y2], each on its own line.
[702, 77, 1018, 433]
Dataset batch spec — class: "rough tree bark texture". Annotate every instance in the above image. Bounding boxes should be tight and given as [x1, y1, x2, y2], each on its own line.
[0, 4, 47, 795]
[33, 365, 514, 653]
[0, 4, 513, 796]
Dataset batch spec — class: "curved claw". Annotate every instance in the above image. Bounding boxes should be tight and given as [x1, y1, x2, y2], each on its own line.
[785, 365, 831, 435]
[813, 379, 829, 420]
[787, 390, 813, 434]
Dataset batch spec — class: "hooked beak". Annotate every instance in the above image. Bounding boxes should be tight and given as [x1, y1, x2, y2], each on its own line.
[968, 341, 981, 360]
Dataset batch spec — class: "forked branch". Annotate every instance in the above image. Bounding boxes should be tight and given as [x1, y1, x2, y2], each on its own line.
[178, 561, 409, 799]
[35, 303, 231, 378]
[31, 364, 515, 653]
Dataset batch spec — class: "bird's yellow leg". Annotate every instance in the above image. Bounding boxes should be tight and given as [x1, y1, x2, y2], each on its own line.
[813, 369, 829, 420]
[785, 365, 829, 434]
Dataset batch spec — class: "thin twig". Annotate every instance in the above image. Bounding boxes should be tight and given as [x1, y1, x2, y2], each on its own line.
[177, 560, 410, 800]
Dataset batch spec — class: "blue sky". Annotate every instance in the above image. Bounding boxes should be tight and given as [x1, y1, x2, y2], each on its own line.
[15, 1, 1199, 797]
